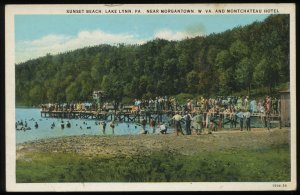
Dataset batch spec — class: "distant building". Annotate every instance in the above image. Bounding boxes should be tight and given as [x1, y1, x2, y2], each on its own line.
[279, 87, 290, 127]
[93, 90, 105, 101]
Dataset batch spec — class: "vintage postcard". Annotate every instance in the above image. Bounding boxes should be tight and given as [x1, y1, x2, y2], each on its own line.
[5, 3, 296, 191]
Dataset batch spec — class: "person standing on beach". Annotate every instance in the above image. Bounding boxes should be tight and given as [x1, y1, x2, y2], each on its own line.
[236, 109, 244, 131]
[244, 110, 251, 131]
[229, 107, 236, 128]
[110, 121, 115, 134]
[150, 118, 156, 133]
[184, 112, 193, 135]
[194, 111, 203, 135]
[172, 112, 184, 136]
[263, 96, 272, 128]
[141, 117, 148, 134]
[101, 121, 107, 134]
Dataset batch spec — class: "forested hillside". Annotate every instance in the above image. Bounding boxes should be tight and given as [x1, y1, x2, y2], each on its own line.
[16, 15, 289, 106]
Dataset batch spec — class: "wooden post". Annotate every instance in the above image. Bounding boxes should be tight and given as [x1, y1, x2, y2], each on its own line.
[280, 117, 282, 129]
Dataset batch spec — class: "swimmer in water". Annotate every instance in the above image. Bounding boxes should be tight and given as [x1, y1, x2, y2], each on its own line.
[34, 122, 38, 129]
[61, 121, 64, 129]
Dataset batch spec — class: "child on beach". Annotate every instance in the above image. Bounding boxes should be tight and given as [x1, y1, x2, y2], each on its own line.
[159, 123, 167, 134]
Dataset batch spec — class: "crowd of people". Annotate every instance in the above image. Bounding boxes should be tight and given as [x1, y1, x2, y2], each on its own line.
[133, 95, 280, 135]
[133, 95, 280, 115]
[40, 95, 280, 115]
[40, 102, 95, 112]
[38, 95, 280, 135]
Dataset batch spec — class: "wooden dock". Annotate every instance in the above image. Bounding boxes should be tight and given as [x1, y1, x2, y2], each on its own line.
[41, 110, 168, 123]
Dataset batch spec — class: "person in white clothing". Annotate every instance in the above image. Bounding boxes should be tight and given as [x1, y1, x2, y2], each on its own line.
[159, 123, 167, 134]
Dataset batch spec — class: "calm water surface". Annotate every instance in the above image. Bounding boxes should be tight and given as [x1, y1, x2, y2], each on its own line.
[15, 108, 155, 144]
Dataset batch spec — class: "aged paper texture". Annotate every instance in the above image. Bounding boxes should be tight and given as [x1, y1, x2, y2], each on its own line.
[5, 3, 296, 191]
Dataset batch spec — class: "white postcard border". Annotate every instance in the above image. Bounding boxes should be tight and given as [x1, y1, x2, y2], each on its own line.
[5, 3, 296, 192]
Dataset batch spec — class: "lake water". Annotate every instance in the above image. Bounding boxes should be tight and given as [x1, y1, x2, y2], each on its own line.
[15, 108, 267, 144]
[15, 108, 156, 144]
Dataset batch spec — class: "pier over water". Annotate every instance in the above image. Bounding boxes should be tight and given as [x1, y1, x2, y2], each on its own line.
[41, 106, 282, 129]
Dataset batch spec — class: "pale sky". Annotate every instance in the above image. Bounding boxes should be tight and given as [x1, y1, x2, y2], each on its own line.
[15, 14, 269, 64]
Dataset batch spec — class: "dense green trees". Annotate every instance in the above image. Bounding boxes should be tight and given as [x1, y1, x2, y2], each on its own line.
[15, 15, 290, 106]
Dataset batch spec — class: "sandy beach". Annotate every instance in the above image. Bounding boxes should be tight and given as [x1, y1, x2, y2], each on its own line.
[17, 127, 289, 159]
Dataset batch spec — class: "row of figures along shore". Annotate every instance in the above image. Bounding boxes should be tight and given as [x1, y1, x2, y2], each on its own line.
[40, 95, 280, 116]
[97, 107, 263, 136]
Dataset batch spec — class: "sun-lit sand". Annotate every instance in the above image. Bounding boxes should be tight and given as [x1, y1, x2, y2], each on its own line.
[17, 127, 289, 159]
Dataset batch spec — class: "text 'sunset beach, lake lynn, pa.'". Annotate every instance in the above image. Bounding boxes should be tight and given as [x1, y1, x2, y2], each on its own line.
[10, 5, 294, 187]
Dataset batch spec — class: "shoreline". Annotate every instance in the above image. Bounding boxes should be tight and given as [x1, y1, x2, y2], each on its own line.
[16, 127, 288, 144]
[17, 127, 289, 159]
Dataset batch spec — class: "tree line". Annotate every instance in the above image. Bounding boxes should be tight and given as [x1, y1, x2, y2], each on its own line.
[15, 15, 290, 106]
